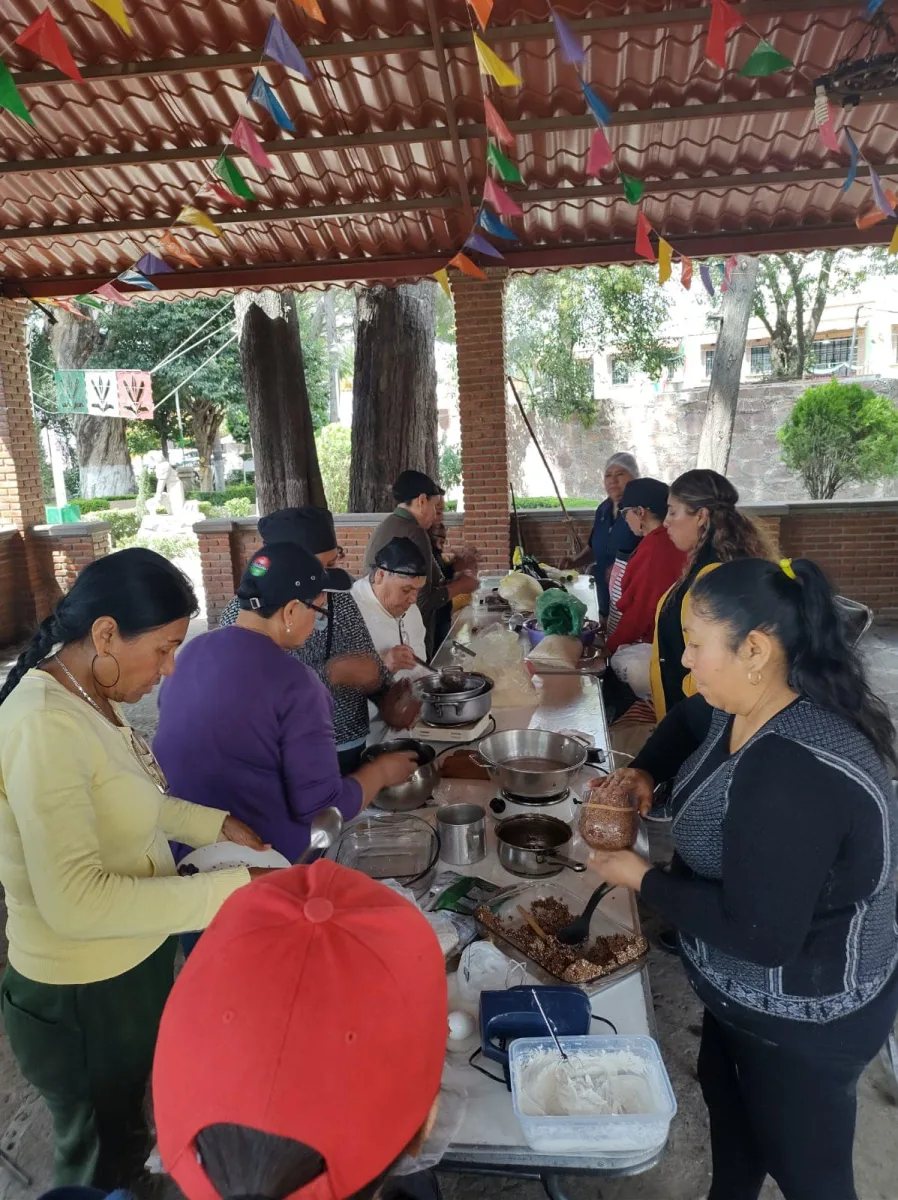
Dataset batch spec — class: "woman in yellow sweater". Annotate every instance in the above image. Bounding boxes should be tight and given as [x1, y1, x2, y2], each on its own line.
[0, 549, 264, 1191]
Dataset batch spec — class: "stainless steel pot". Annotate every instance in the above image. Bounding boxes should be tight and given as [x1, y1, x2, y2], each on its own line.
[360, 739, 440, 811]
[436, 803, 486, 865]
[419, 674, 494, 727]
[495, 814, 587, 878]
[476, 728, 599, 798]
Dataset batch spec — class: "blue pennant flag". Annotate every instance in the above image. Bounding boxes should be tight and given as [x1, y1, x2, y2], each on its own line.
[249, 73, 295, 133]
[478, 208, 518, 241]
[117, 268, 157, 290]
[868, 0, 885, 13]
[465, 230, 505, 259]
[842, 130, 859, 193]
[136, 253, 174, 275]
[580, 78, 611, 126]
[264, 16, 313, 82]
[699, 264, 715, 297]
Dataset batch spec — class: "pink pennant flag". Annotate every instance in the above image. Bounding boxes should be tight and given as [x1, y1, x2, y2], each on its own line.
[483, 96, 514, 148]
[484, 175, 522, 217]
[818, 118, 842, 154]
[231, 116, 274, 171]
[95, 281, 134, 307]
[587, 127, 614, 175]
[203, 180, 249, 208]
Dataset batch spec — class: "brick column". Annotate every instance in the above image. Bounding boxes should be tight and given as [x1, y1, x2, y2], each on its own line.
[452, 267, 510, 571]
[195, 520, 239, 627]
[32, 522, 112, 593]
[0, 298, 56, 631]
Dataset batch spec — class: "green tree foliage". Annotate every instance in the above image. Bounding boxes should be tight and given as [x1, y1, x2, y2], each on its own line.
[439, 437, 463, 490]
[125, 421, 161, 456]
[315, 422, 352, 511]
[778, 380, 898, 499]
[504, 266, 680, 427]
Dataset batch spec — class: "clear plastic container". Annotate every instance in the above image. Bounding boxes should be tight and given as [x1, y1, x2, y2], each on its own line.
[334, 812, 439, 895]
[509, 1035, 676, 1158]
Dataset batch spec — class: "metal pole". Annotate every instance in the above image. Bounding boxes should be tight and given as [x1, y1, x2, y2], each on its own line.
[174, 388, 185, 447]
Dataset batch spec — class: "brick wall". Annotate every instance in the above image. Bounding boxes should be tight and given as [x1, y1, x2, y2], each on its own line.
[0, 528, 33, 645]
[32, 523, 112, 595]
[452, 268, 509, 571]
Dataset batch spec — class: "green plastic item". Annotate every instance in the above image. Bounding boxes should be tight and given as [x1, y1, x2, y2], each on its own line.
[535, 588, 587, 637]
[45, 504, 82, 524]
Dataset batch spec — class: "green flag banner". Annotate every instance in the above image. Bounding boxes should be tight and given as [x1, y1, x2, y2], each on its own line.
[739, 39, 793, 77]
[214, 154, 256, 202]
[0, 60, 33, 125]
[486, 142, 522, 183]
[621, 173, 645, 204]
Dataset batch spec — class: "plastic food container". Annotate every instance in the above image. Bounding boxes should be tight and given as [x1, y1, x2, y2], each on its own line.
[509, 1035, 676, 1159]
[334, 812, 440, 897]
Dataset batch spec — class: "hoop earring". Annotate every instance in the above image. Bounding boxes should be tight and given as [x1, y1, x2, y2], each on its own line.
[91, 653, 121, 691]
[748, 669, 762, 686]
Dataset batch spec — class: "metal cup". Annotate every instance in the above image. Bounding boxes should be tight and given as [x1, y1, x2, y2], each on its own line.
[436, 803, 487, 866]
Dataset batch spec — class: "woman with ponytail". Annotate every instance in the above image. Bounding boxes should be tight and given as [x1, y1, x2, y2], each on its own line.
[0, 549, 265, 1190]
[650, 468, 773, 719]
[590, 557, 898, 1200]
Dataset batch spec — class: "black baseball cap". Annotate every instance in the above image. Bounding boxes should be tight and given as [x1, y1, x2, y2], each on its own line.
[373, 536, 429, 577]
[237, 542, 352, 612]
[620, 478, 670, 520]
[392, 470, 445, 505]
[256, 506, 337, 555]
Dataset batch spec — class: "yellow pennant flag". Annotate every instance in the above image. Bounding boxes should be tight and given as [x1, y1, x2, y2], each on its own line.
[87, 0, 131, 35]
[176, 206, 223, 238]
[433, 268, 451, 301]
[658, 237, 673, 284]
[889, 225, 898, 256]
[473, 33, 522, 88]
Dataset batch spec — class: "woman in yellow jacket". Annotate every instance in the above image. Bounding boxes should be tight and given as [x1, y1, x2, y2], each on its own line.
[650, 470, 774, 719]
[0, 549, 265, 1191]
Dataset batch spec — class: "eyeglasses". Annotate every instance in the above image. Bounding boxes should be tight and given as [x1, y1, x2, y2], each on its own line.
[301, 599, 329, 618]
[334, 546, 346, 560]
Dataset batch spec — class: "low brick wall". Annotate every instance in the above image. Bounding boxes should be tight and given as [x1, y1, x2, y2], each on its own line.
[0, 527, 33, 645]
[31, 522, 112, 597]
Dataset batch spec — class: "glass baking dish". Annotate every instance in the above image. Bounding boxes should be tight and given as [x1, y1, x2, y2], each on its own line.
[335, 812, 440, 891]
[474, 880, 649, 996]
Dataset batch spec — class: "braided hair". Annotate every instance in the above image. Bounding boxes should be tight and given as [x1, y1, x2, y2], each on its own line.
[0, 548, 197, 706]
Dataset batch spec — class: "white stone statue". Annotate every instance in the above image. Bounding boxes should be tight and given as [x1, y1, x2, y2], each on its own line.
[153, 460, 186, 516]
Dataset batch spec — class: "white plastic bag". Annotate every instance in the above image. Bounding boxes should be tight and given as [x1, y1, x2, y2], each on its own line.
[392, 1066, 468, 1174]
[498, 571, 543, 611]
[469, 625, 537, 708]
[456, 940, 526, 1011]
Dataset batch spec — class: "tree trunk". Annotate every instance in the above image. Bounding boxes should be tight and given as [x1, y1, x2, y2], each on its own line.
[183, 395, 223, 492]
[697, 255, 760, 474]
[235, 290, 326, 516]
[50, 312, 137, 497]
[349, 282, 438, 512]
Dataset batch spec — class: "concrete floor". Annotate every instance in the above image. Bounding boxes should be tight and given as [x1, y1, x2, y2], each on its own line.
[0, 628, 897, 1200]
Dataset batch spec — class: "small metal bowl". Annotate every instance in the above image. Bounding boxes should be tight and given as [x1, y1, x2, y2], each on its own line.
[360, 739, 440, 811]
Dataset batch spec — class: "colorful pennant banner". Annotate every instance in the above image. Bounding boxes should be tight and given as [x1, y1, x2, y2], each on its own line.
[16, 9, 83, 83]
[249, 72, 295, 132]
[473, 34, 522, 87]
[264, 16, 313, 81]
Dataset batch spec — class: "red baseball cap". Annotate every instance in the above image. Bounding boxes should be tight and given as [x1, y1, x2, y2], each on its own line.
[153, 860, 448, 1200]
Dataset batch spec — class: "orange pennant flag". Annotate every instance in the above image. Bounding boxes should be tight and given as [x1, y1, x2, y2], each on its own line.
[294, 0, 326, 21]
[159, 230, 202, 268]
[176, 206, 223, 237]
[680, 255, 694, 290]
[467, 0, 493, 31]
[449, 252, 487, 281]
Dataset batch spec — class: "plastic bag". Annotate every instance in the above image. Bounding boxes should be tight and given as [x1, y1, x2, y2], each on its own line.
[456, 941, 526, 1011]
[498, 570, 543, 612]
[469, 626, 537, 708]
[536, 588, 587, 637]
[392, 1066, 468, 1174]
[526, 634, 582, 668]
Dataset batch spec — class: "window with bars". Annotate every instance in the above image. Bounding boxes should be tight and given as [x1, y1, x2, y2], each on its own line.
[704, 349, 715, 377]
[750, 345, 772, 375]
[611, 357, 630, 385]
[811, 337, 853, 369]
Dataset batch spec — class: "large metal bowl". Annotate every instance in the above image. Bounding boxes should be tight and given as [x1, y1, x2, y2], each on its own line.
[360, 739, 440, 811]
[476, 728, 591, 798]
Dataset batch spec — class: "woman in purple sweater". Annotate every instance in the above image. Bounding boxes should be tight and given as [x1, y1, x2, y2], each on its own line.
[155, 543, 416, 863]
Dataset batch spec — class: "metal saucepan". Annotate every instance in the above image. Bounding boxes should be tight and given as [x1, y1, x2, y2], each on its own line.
[495, 814, 588, 878]
[417, 672, 494, 727]
[360, 739, 440, 811]
[475, 728, 601, 798]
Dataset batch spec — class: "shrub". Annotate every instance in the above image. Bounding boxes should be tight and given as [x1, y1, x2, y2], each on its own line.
[87, 509, 141, 547]
[223, 496, 254, 518]
[119, 531, 199, 559]
[190, 483, 256, 505]
[315, 423, 351, 512]
[196, 501, 214, 517]
[69, 495, 137, 515]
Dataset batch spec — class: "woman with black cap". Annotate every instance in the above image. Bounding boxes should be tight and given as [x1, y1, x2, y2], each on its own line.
[352, 537, 431, 678]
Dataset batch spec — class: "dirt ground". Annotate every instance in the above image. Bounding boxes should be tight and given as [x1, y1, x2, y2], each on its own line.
[0, 627, 897, 1200]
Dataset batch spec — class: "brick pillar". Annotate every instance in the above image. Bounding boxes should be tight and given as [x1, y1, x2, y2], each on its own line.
[32, 522, 112, 593]
[195, 520, 239, 627]
[452, 267, 510, 571]
[0, 298, 56, 631]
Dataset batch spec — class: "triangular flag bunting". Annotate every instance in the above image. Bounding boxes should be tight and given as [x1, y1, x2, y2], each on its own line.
[483, 176, 522, 217]
[75, 294, 106, 310]
[465, 230, 505, 260]
[249, 73, 295, 133]
[658, 238, 673, 284]
[700, 263, 715, 296]
[818, 117, 841, 154]
[467, 0, 493, 31]
[0, 61, 34, 125]
[869, 0, 885, 13]
[94, 281, 134, 307]
[739, 39, 793, 77]
[87, 0, 131, 36]
[15, 10, 84, 83]
[294, 0, 326, 22]
[231, 116, 275, 171]
[117, 268, 156, 290]
[889, 224, 898, 255]
[433, 268, 452, 300]
[483, 96, 514, 147]
[449, 252, 488, 280]
[587, 127, 614, 175]
[721, 254, 738, 292]
[176, 206, 223, 237]
[580, 79, 611, 126]
[486, 142, 522, 183]
[621, 173, 644, 204]
[136, 253, 174, 275]
[706, 0, 743, 71]
[159, 230, 202, 268]
[473, 34, 522, 87]
[681, 256, 693, 290]
[842, 130, 859, 192]
[552, 9, 585, 65]
[856, 195, 895, 230]
[871, 169, 897, 219]
[264, 16, 313, 81]
[214, 154, 255, 202]
[203, 180, 249, 208]
[55, 298, 88, 319]
[478, 207, 518, 240]
[635, 212, 655, 262]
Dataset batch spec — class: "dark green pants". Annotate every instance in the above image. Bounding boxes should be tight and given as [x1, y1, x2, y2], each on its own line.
[0, 938, 177, 1190]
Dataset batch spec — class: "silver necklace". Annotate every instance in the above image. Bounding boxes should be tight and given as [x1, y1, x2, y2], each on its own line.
[53, 655, 110, 720]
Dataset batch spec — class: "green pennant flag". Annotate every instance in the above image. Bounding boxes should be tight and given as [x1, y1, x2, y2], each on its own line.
[620, 173, 644, 204]
[0, 60, 34, 126]
[75, 295, 106, 310]
[739, 39, 793, 77]
[486, 142, 522, 184]
[214, 154, 256, 202]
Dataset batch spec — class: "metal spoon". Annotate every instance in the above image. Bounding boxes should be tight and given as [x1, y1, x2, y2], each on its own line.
[295, 807, 344, 865]
[555, 883, 615, 946]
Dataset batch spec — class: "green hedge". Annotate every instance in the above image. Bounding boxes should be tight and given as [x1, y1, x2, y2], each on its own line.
[68, 495, 136, 515]
[190, 484, 256, 505]
[515, 496, 599, 509]
[89, 510, 141, 547]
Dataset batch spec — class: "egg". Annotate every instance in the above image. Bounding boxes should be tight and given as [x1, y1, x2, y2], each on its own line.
[447, 1010, 475, 1041]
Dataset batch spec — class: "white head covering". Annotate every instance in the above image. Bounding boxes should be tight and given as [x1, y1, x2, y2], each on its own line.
[604, 452, 639, 477]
